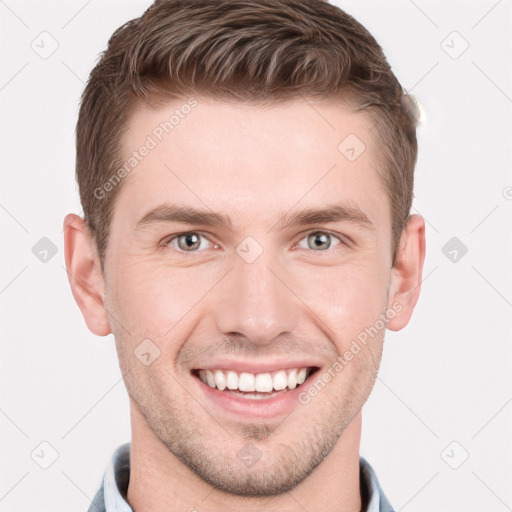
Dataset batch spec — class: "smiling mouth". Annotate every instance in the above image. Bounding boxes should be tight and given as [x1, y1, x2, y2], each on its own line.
[192, 367, 320, 399]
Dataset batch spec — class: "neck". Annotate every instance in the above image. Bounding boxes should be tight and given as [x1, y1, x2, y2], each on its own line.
[127, 404, 363, 512]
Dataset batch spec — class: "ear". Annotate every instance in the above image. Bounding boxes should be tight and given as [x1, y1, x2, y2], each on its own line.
[386, 214, 426, 331]
[63, 214, 112, 336]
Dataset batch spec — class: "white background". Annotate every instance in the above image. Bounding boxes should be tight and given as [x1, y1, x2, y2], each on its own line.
[1, 1, 511, 511]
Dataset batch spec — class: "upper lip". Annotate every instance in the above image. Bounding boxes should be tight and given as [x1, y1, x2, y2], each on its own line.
[192, 358, 322, 374]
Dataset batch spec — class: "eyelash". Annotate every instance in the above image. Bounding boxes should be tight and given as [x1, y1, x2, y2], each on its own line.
[160, 230, 348, 256]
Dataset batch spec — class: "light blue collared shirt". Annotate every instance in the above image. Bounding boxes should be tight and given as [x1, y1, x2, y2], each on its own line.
[88, 443, 395, 512]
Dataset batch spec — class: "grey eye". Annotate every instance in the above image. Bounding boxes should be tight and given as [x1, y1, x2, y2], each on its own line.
[177, 233, 201, 251]
[168, 232, 212, 252]
[298, 231, 341, 251]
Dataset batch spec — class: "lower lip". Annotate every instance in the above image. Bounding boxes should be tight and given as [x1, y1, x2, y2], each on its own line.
[192, 372, 313, 419]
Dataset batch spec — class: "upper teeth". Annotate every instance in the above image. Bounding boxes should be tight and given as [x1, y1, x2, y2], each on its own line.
[198, 368, 310, 392]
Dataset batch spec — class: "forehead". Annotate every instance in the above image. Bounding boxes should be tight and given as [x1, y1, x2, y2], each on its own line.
[115, 96, 389, 230]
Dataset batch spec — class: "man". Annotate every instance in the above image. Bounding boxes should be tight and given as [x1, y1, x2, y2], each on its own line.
[64, 0, 425, 510]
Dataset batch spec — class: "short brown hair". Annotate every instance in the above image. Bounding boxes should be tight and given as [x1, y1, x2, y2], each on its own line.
[76, 0, 417, 267]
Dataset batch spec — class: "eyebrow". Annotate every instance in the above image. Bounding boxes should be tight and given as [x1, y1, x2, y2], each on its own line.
[135, 203, 375, 232]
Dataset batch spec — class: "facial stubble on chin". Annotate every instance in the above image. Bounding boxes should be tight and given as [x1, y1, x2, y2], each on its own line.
[126, 365, 374, 498]
[112, 297, 386, 497]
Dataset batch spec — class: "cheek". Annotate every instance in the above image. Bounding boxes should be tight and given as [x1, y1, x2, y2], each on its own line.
[107, 256, 217, 341]
[302, 259, 389, 348]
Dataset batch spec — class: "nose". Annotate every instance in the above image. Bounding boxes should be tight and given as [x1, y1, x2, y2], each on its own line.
[214, 249, 299, 346]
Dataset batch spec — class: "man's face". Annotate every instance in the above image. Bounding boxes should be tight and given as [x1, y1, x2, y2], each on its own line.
[103, 97, 395, 495]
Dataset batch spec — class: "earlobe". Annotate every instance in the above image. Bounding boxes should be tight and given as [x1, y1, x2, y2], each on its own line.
[386, 214, 426, 332]
[63, 214, 112, 336]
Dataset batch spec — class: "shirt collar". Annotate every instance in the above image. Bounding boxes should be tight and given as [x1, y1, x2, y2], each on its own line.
[103, 443, 132, 512]
[103, 444, 390, 512]
[360, 456, 383, 512]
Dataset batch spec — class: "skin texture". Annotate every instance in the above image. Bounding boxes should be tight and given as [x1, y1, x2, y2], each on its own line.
[64, 97, 425, 512]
